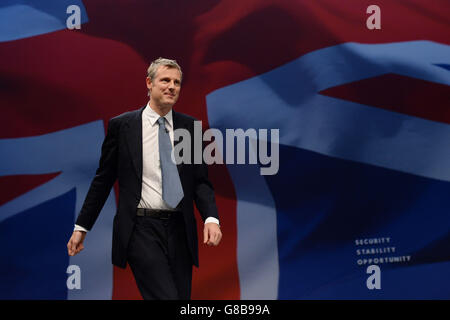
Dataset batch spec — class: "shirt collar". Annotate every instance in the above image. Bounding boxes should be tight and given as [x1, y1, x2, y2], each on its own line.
[144, 102, 173, 129]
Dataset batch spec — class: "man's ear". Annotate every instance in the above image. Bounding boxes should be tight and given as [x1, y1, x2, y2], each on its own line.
[146, 77, 153, 93]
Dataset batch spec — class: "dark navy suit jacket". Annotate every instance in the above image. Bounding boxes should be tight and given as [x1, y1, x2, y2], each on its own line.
[76, 106, 219, 268]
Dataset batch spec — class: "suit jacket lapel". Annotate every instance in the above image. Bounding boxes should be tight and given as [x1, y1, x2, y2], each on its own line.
[125, 106, 145, 180]
[172, 110, 184, 175]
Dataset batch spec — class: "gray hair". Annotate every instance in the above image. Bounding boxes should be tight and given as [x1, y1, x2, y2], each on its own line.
[147, 57, 183, 82]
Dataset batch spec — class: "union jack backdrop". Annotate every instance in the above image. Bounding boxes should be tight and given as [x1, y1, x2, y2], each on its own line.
[0, 0, 449, 299]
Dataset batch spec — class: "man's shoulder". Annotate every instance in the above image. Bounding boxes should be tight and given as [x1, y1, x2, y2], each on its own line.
[110, 107, 144, 123]
[173, 110, 198, 124]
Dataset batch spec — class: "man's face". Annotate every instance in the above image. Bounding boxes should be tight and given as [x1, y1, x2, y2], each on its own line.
[147, 66, 181, 110]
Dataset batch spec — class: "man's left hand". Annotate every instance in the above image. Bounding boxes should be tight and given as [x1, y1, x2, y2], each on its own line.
[203, 223, 222, 246]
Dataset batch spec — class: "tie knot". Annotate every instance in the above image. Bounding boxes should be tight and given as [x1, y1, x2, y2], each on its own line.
[157, 117, 165, 127]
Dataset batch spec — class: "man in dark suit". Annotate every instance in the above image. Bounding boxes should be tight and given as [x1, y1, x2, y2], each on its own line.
[67, 57, 222, 299]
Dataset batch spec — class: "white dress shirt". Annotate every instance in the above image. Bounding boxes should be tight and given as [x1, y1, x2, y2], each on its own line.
[74, 104, 218, 232]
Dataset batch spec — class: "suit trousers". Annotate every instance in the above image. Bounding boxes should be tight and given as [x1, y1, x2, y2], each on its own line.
[127, 212, 193, 300]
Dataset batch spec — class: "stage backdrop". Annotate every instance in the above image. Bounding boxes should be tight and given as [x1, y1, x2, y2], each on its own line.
[0, 0, 449, 299]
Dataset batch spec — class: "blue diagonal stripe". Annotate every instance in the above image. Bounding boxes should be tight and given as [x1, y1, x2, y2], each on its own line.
[0, 0, 88, 42]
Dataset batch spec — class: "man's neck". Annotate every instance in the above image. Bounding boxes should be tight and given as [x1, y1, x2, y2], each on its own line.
[148, 101, 172, 117]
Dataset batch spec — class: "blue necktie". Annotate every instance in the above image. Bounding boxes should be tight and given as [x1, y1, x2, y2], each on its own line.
[157, 117, 184, 208]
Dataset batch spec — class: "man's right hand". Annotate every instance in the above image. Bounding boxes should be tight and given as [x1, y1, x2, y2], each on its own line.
[67, 231, 87, 256]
